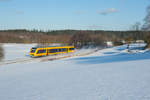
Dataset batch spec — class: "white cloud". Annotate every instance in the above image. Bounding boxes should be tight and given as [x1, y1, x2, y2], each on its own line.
[98, 8, 119, 15]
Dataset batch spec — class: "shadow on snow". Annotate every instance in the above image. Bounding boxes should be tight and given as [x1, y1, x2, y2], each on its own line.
[71, 51, 150, 64]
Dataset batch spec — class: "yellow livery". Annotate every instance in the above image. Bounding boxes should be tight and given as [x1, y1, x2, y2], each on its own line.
[29, 46, 75, 57]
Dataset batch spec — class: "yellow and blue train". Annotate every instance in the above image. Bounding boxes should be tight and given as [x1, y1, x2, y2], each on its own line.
[29, 46, 75, 57]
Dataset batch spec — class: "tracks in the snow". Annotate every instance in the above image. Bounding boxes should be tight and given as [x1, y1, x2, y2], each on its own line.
[0, 49, 101, 66]
[0, 58, 34, 66]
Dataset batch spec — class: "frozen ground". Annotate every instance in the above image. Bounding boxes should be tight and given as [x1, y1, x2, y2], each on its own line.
[1, 43, 36, 61]
[0, 44, 150, 100]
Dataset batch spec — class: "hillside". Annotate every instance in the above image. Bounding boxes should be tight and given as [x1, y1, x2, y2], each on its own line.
[0, 44, 150, 100]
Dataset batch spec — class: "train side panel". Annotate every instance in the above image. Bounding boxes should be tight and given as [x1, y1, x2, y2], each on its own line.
[29, 46, 75, 57]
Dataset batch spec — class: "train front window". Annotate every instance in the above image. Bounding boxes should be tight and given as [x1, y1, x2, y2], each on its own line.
[69, 48, 74, 50]
[37, 50, 46, 54]
[31, 48, 36, 53]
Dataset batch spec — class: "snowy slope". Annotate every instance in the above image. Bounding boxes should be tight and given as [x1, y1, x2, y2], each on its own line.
[2, 43, 36, 61]
[0, 44, 150, 100]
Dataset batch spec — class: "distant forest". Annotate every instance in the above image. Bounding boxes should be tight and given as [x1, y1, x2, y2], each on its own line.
[0, 29, 150, 48]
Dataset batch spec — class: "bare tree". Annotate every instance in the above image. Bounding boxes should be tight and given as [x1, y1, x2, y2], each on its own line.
[125, 36, 134, 51]
[0, 45, 4, 61]
[70, 31, 92, 48]
[142, 6, 150, 31]
[131, 22, 141, 31]
[144, 34, 150, 49]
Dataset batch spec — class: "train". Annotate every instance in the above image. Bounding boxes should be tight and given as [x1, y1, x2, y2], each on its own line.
[29, 45, 75, 57]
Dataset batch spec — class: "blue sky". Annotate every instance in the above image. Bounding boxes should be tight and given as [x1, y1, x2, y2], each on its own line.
[0, 0, 149, 30]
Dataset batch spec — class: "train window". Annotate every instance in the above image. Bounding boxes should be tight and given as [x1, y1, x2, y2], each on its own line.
[58, 49, 62, 52]
[49, 49, 57, 53]
[48, 48, 68, 53]
[62, 48, 67, 52]
[31, 49, 36, 53]
[31, 48, 37, 53]
[69, 48, 74, 50]
[37, 50, 46, 54]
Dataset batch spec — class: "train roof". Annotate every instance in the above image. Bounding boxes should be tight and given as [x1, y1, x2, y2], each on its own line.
[32, 45, 74, 49]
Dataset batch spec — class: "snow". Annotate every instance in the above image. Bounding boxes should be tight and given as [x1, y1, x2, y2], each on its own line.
[2, 43, 36, 61]
[0, 43, 150, 100]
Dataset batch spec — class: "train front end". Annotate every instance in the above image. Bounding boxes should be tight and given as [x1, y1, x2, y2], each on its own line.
[29, 47, 37, 57]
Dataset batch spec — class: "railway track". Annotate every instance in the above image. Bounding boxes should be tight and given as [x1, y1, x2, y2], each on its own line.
[0, 48, 101, 66]
[0, 58, 35, 66]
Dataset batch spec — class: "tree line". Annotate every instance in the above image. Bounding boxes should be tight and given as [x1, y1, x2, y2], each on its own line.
[0, 29, 150, 48]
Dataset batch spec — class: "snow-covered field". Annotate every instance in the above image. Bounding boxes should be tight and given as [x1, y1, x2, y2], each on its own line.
[1, 44, 36, 61]
[0, 44, 150, 100]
